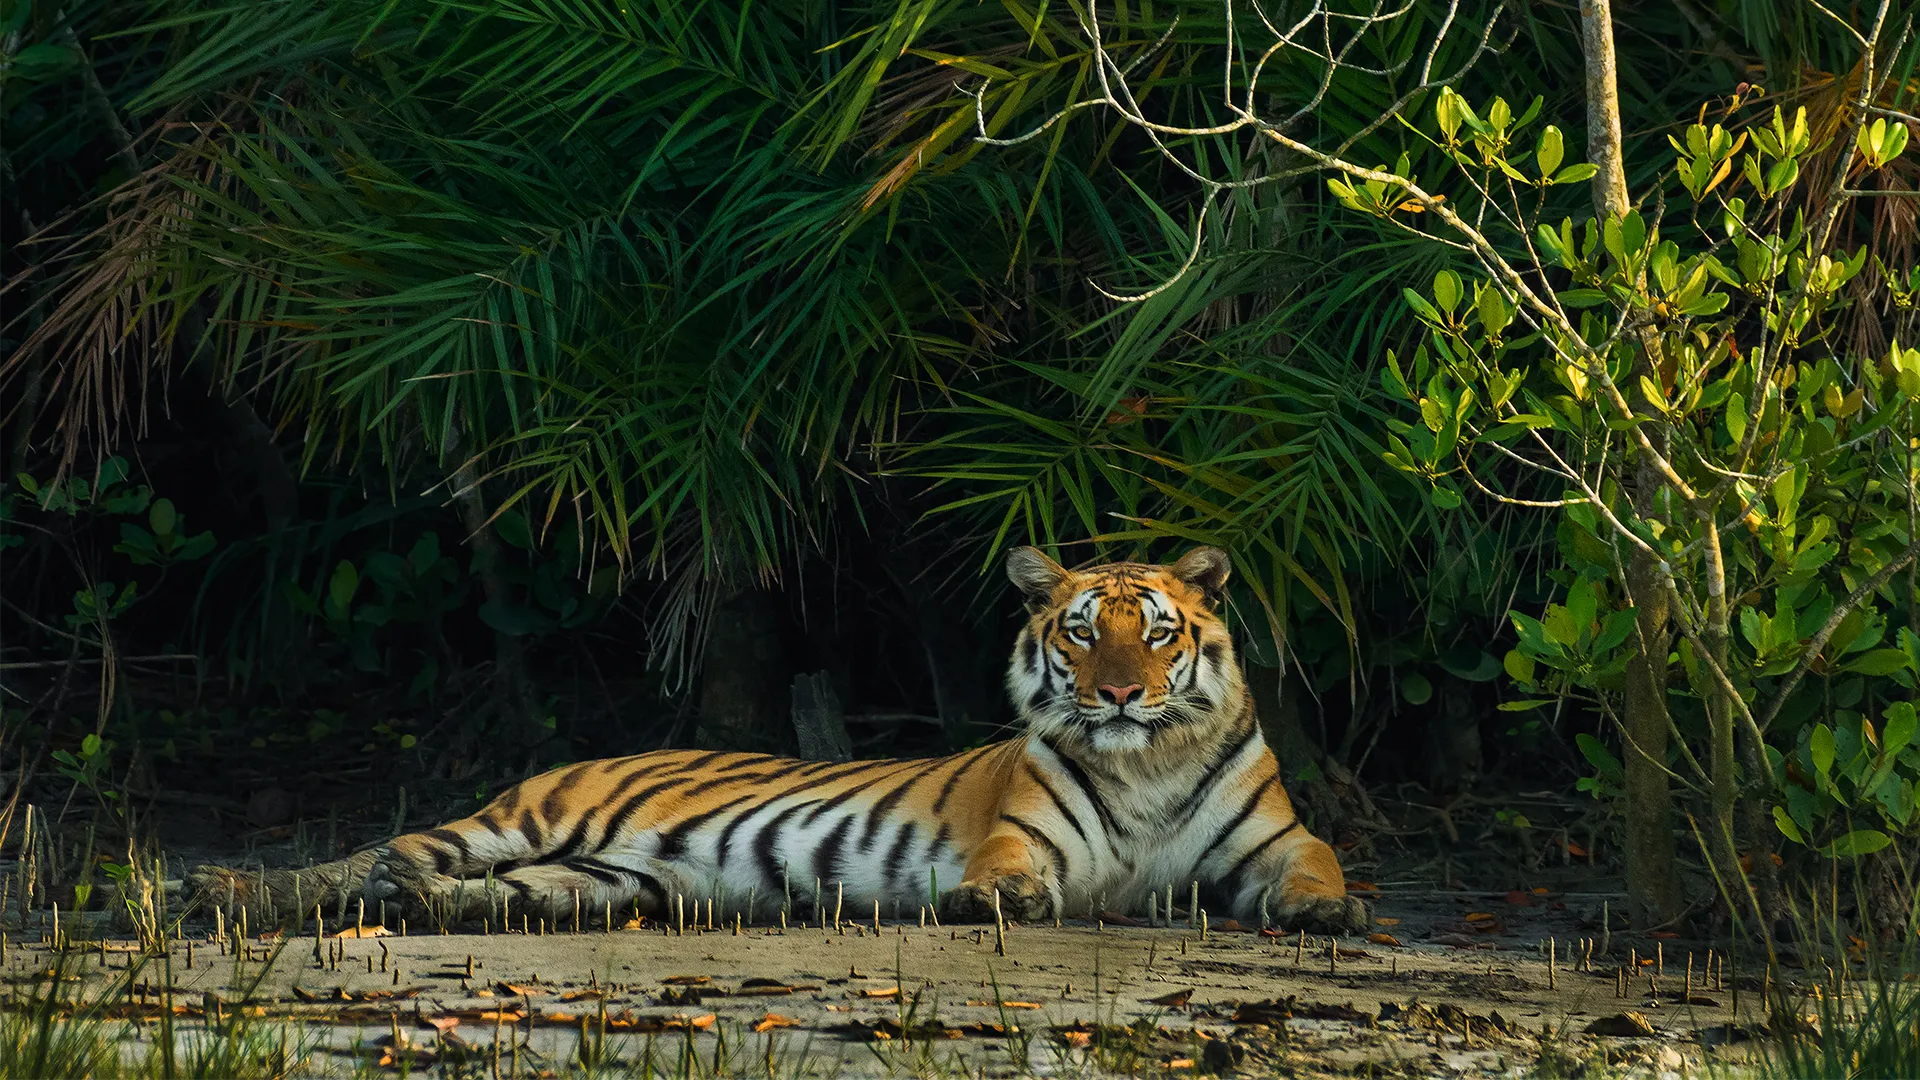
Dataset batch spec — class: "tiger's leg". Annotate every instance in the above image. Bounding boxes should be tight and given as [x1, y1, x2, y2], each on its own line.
[1199, 769, 1368, 935]
[938, 755, 1065, 924]
[362, 758, 639, 919]
[186, 851, 380, 926]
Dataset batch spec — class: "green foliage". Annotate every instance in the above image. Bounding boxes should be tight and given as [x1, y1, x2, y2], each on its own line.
[1365, 65, 1920, 864]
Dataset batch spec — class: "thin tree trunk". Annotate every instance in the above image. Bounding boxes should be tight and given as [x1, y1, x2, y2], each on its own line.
[1582, 0, 1685, 928]
[446, 439, 545, 756]
[694, 588, 793, 754]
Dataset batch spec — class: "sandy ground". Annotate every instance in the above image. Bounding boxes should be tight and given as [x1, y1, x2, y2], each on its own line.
[4, 898, 1765, 1078]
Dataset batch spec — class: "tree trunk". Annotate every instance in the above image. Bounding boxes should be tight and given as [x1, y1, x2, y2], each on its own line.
[694, 588, 793, 754]
[1581, 0, 1686, 929]
[920, 614, 994, 750]
[790, 671, 852, 762]
[1623, 553, 1685, 926]
[447, 450, 546, 757]
[1247, 662, 1383, 837]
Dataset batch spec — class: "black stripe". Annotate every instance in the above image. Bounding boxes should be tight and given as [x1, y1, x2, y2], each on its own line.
[421, 828, 470, 875]
[1023, 762, 1090, 847]
[1173, 722, 1258, 821]
[1203, 773, 1277, 854]
[632, 872, 666, 903]
[800, 763, 904, 826]
[561, 857, 627, 885]
[1001, 814, 1068, 880]
[596, 778, 694, 850]
[753, 801, 815, 897]
[880, 822, 919, 897]
[1221, 818, 1303, 893]
[933, 747, 994, 814]
[859, 759, 947, 851]
[813, 815, 854, 891]
[1038, 737, 1124, 838]
[658, 794, 762, 861]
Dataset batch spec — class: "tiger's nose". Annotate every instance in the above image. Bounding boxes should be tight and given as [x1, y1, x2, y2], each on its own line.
[1098, 683, 1144, 705]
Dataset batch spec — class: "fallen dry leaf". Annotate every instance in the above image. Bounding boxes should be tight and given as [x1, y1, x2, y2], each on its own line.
[1586, 1011, 1657, 1038]
[661, 975, 710, 986]
[1168, 1058, 1195, 1069]
[334, 925, 392, 938]
[557, 990, 605, 1002]
[1531, 886, 1551, 896]
[1060, 1030, 1092, 1048]
[1145, 989, 1194, 1008]
[967, 1000, 1040, 1009]
[494, 982, 546, 997]
[1374, 916, 1401, 926]
[752, 1013, 801, 1033]
[418, 1015, 460, 1034]
[1367, 932, 1403, 947]
[858, 987, 901, 999]
[1504, 890, 1533, 907]
[1464, 911, 1499, 922]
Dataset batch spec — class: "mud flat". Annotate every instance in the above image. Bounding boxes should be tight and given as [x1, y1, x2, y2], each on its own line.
[2, 915, 1758, 1077]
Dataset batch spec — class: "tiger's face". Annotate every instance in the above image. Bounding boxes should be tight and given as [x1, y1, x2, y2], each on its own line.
[1005, 546, 1245, 754]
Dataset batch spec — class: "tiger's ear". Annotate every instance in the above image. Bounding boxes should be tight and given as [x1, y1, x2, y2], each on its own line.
[1170, 546, 1232, 599]
[1006, 546, 1071, 601]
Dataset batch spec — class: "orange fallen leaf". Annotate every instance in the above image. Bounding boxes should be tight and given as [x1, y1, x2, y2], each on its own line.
[1374, 916, 1401, 926]
[1561, 839, 1591, 857]
[967, 1000, 1041, 1009]
[419, 1015, 460, 1034]
[1168, 1057, 1195, 1068]
[1367, 932, 1404, 947]
[494, 982, 545, 996]
[334, 925, 392, 938]
[1464, 912, 1499, 922]
[1505, 890, 1533, 907]
[621, 918, 647, 930]
[858, 987, 900, 999]
[662, 975, 710, 986]
[752, 1013, 801, 1033]
[1061, 1030, 1092, 1048]
[1531, 887, 1551, 896]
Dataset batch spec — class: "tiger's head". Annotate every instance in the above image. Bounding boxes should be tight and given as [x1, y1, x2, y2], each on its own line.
[1004, 546, 1248, 755]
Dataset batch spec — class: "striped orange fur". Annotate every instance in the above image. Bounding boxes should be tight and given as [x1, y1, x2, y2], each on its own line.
[193, 547, 1365, 933]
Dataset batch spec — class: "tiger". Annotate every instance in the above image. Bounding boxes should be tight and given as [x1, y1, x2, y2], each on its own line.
[189, 546, 1367, 935]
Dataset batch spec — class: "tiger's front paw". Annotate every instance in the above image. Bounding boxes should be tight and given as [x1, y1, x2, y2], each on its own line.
[939, 874, 1053, 924]
[1267, 892, 1369, 936]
